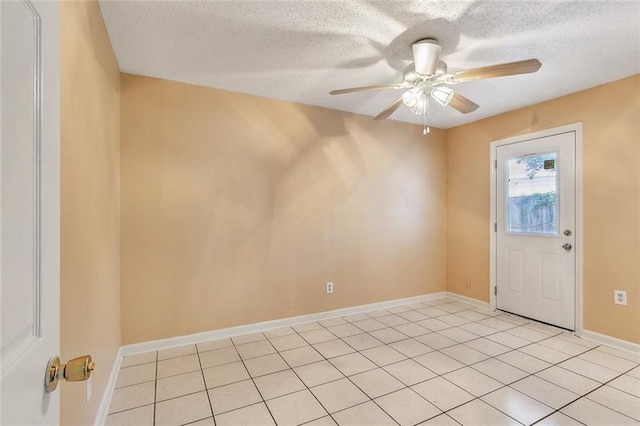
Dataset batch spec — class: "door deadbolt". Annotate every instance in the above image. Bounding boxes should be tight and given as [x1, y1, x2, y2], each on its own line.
[564, 229, 572, 236]
[45, 355, 95, 393]
[562, 243, 572, 251]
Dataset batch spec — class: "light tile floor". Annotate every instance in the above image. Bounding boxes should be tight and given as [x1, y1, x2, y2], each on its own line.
[106, 298, 640, 426]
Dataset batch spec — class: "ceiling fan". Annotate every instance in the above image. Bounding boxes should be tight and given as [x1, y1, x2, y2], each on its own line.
[330, 39, 542, 122]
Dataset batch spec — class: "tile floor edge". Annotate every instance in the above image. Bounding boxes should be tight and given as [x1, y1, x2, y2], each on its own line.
[95, 346, 124, 426]
[118, 292, 448, 358]
[99, 294, 640, 426]
[445, 291, 640, 355]
[99, 292, 452, 425]
[579, 329, 640, 354]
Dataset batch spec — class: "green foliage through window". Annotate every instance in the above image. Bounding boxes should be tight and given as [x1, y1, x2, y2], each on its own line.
[516, 155, 544, 179]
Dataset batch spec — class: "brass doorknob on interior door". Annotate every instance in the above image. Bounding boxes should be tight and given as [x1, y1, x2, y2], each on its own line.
[44, 355, 95, 393]
[562, 243, 572, 251]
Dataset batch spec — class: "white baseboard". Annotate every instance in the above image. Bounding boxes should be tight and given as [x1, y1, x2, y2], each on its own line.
[579, 329, 640, 354]
[119, 292, 446, 357]
[94, 292, 447, 424]
[445, 292, 490, 309]
[95, 346, 123, 426]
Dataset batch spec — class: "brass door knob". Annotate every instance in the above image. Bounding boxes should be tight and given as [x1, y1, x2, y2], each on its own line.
[45, 355, 95, 393]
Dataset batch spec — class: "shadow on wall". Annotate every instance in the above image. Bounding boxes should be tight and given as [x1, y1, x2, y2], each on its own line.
[120, 74, 448, 343]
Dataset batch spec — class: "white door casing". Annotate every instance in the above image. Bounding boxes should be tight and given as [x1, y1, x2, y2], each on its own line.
[1, 1, 60, 424]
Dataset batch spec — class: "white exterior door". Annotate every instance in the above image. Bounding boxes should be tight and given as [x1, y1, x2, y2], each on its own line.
[496, 131, 576, 329]
[1, 0, 60, 424]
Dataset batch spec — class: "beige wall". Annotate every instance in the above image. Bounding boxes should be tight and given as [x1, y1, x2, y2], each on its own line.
[56, 9, 638, 418]
[120, 74, 447, 344]
[60, 1, 121, 424]
[447, 75, 640, 343]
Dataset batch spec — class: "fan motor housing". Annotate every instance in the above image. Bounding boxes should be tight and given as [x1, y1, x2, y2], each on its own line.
[412, 39, 441, 76]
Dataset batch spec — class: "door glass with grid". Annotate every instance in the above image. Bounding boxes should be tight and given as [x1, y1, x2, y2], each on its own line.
[506, 152, 558, 235]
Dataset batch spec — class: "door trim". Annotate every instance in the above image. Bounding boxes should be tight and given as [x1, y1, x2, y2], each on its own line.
[489, 123, 583, 334]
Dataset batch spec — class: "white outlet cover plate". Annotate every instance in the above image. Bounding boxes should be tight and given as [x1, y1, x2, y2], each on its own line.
[614, 290, 627, 305]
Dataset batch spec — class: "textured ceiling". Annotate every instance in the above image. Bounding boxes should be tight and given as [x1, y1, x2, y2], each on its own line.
[100, 0, 640, 129]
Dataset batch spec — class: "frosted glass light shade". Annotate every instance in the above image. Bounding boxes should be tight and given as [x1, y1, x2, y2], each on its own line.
[431, 86, 454, 107]
[402, 87, 427, 115]
[402, 87, 423, 107]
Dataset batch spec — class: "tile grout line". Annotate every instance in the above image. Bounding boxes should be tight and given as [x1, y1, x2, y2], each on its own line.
[107, 299, 639, 425]
[227, 336, 280, 425]
[423, 312, 598, 424]
[327, 304, 625, 424]
[220, 302, 600, 424]
[425, 330, 636, 425]
[293, 304, 633, 424]
[363, 302, 519, 423]
[153, 351, 158, 426]
[106, 403, 155, 417]
[287, 317, 371, 425]
[323, 308, 438, 423]
[435, 333, 591, 423]
[309, 318, 404, 425]
[307, 306, 449, 424]
[342, 305, 620, 425]
[530, 364, 634, 426]
[194, 345, 216, 425]
[550, 362, 640, 422]
[114, 335, 545, 416]
[112, 318, 583, 393]
[289, 310, 432, 424]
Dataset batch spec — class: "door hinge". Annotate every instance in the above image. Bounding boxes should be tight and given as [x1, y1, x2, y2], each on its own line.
[494, 160, 497, 169]
[494, 222, 497, 232]
[494, 286, 497, 296]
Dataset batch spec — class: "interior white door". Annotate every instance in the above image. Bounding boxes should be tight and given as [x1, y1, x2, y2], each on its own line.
[496, 131, 576, 329]
[1, 0, 60, 424]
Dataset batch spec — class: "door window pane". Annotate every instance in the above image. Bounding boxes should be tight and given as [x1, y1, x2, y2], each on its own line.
[506, 152, 558, 235]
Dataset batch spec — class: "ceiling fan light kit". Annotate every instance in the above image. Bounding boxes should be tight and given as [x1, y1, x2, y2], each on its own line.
[401, 87, 421, 107]
[431, 86, 455, 107]
[330, 38, 542, 134]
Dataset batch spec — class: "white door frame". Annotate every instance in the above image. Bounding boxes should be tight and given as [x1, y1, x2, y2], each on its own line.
[489, 123, 583, 334]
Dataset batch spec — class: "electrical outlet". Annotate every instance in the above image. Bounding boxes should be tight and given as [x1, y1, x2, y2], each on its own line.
[465, 279, 471, 289]
[614, 290, 627, 305]
[326, 282, 334, 294]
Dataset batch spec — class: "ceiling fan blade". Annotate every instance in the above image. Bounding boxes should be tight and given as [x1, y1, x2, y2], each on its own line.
[450, 59, 542, 83]
[374, 95, 404, 120]
[329, 83, 408, 95]
[448, 92, 479, 114]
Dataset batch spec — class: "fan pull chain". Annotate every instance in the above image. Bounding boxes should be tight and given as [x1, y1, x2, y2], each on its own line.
[422, 97, 430, 135]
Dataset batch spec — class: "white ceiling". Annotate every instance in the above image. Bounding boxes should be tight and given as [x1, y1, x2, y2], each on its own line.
[99, 0, 640, 129]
